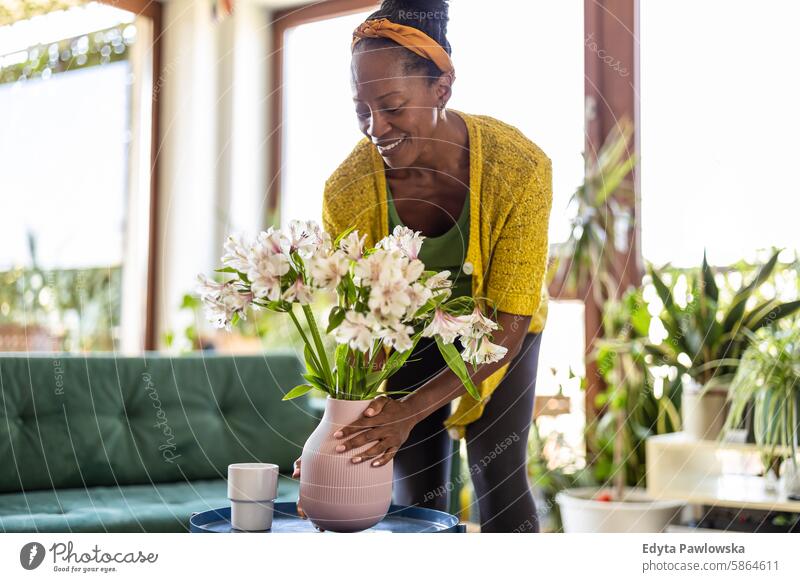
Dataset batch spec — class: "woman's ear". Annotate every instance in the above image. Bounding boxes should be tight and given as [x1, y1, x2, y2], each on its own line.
[434, 72, 454, 107]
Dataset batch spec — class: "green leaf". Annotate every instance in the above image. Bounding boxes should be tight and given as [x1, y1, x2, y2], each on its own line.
[326, 306, 346, 333]
[333, 226, 356, 248]
[304, 344, 321, 376]
[302, 372, 328, 392]
[282, 384, 314, 401]
[434, 336, 480, 401]
[701, 250, 719, 303]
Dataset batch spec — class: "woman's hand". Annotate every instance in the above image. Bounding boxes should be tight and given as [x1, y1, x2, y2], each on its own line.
[332, 395, 418, 466]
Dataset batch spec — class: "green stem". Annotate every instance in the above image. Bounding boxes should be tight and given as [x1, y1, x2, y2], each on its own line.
[302, 304, 334, 390]
[288, 307, 321, 373]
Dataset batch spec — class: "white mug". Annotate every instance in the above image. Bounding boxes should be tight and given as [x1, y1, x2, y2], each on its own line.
[228, 463, 279, 531]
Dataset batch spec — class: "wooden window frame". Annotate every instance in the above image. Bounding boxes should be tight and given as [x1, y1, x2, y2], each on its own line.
[97, 0, 162, 350]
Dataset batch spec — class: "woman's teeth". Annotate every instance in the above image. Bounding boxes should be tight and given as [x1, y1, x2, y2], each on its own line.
[379, 137, 403, 152]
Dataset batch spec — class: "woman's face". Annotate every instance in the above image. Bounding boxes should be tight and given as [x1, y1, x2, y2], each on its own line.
[351, 46, 446, 169]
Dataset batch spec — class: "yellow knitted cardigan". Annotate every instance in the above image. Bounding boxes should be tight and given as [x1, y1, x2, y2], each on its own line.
[321, 110, 553, 439]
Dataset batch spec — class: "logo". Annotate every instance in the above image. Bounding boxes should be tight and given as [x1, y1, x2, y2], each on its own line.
[20, 542, 46, 570]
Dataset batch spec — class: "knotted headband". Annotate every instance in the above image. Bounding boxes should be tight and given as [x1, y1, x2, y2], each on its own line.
[351, 17, 455, 78]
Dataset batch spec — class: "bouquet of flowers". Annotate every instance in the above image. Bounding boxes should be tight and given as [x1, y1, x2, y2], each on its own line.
[197, 220, 508, 401]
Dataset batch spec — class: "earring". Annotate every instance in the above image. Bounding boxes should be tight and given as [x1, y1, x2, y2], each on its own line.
[438, 105, 446, 121]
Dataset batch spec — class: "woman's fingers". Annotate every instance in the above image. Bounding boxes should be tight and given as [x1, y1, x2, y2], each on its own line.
[363, 394, 389, 417]
[292, 458, 301, 479]
[335, 427, 383, 454]
[349, 439, 390, 464]
[370, 446, 398, 467]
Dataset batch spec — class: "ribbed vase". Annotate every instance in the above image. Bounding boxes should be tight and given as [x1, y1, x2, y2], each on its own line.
[299, 395, 393, 532]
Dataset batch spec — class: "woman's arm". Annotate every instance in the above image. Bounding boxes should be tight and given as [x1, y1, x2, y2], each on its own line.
[332, 310, 533, 466]
[402, 310, 532, 422]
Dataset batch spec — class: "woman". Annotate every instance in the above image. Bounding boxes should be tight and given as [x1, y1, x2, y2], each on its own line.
[293, 0, 552, 533]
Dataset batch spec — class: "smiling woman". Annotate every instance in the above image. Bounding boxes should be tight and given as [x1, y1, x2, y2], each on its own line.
[296, 0, 554, 533]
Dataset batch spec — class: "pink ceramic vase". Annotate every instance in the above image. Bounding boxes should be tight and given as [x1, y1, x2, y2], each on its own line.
[299, 395, 393, 532]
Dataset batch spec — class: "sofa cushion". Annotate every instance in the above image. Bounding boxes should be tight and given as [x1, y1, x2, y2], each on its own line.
[0, 475, 300, 532]
[0, 352, 318, 493]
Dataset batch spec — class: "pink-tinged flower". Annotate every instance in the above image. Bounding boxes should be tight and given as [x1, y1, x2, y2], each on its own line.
[379, 321, 415, 352]
[339, 231, 367, 261]
[282, 276, 314, 304]
[249, 271, 282, 301]
[464, 307, 499, 337]
[353, 249, 404, 286]
[255, 227, 289, 256]
[332, 310, 378, 353]
[221, 233, 252, 272]
[287, 219, 324, 258]
[424, 270, 453, 291]
[307, 250, 349, 290]
[405, 282, 433, 318]
[421, 308, 474, 344]
[403, 258, 425, 284]
[369, 279, 412, 322]
[459, 335, 508, 365]
[378, 225, 425, 260]
[196, 274, 252, 331]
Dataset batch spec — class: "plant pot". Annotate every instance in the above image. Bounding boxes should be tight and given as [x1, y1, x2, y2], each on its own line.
[299, 395, 393, 532]
[682, 377, 729, 441]
[780, 460, 800, 498]
[555, 487, 684, 533]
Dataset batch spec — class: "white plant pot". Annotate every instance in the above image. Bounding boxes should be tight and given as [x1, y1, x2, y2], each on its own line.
[682, 378, 729, 441]
[555, 487, 684, 533]
[780, 461, 800, 497]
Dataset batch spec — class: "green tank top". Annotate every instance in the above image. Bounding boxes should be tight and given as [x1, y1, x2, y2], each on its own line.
[387, 185, 472, 299]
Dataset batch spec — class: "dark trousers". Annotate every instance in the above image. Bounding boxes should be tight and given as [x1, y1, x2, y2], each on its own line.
[385, 332, 543, 533]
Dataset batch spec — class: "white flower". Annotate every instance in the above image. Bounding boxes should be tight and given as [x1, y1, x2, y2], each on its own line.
[249, 271, 282, 301]
[353, 249, 404, 287]
[379, 321, 415, 352]
[196, 274, 252, 331]
[421, 308, 474, 344]
[378, 225, 425, 260]
[403, 259, 425, 284]
[307, 250, 350, 290]
[460, 335, 508, 365]
[405, 282, 433, 318]
[332, 310, 378, 353]
[464, 307, 499, 337]
[282, 276, 314, 304]
[339, 231, 367, 261]
[221, 233, 252, 272]
[424, 270, 453, 299]
[287, 219, 324, 258]
[369, 279, 412, 322]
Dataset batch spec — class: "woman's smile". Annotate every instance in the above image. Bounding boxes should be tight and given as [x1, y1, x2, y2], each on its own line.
[375, 135, 407, 156]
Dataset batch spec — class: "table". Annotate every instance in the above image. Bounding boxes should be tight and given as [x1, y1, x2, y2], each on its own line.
[190, 502, 464, 533]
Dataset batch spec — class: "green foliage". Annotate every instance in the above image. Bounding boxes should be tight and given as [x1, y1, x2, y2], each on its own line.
[551, 117, 637, 304]
[0, 265, 122, 352]
[722, 320, 800, 476]
[646, 249, 800, 389]
[587, 287, 681, 497]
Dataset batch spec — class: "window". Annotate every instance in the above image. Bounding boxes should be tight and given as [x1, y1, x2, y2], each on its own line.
[640, 0, 800, 268]
[0, 1, 157, 352]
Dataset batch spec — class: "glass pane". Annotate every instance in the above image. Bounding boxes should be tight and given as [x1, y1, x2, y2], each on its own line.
[0, 3, 146, 352]
[640, 0, 800, 267]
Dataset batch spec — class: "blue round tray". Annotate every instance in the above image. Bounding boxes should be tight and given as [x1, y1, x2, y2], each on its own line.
[190, 502, 463, 533]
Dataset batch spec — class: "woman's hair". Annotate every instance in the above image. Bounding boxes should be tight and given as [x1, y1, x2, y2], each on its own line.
[358, 0, 451, 83]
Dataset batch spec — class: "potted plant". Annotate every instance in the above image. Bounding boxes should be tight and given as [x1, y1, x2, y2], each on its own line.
[197, 221, 508, 532]
[647, 250, 800, 440]
[556, 287, 685, 532]
[722, 321, 800, 496]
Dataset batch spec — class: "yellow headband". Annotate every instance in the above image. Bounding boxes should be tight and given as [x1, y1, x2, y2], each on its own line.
[351, 18, 455, 78]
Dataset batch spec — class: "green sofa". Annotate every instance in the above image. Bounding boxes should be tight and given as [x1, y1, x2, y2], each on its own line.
[0, 351, 318, 532]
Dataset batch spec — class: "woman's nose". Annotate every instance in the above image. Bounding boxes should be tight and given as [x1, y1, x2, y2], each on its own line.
[366, 110, 391, 139]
